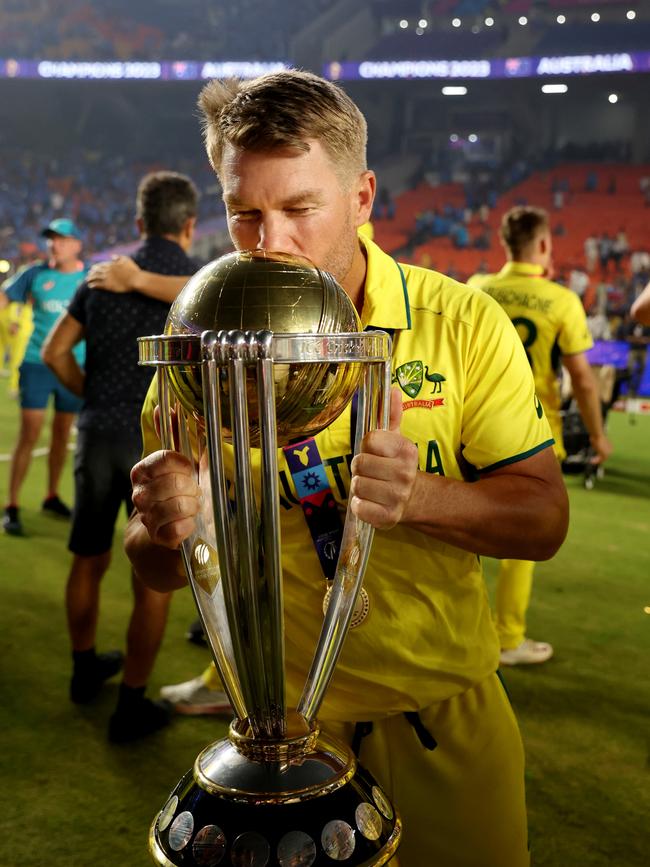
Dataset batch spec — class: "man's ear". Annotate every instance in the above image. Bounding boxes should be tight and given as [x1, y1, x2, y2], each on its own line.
[184, 216, 197, 240]
[539, 232, 551, 257]
[355, 170, 376, 227]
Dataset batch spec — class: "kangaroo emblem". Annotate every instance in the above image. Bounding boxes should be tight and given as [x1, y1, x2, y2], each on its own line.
[293, 445, 311, 466]
[425, 367, 446, 394]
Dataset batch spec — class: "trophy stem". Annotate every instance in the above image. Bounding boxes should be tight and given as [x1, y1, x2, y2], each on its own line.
[298, 360, 392, 723]
[201, 331, 285, 739]
[256, 346, 286, 734]
[200, 349, 248, 722]
[228, 344, 270, 738]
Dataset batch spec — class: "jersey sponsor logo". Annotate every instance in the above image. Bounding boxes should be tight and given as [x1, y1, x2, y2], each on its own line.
[41, 298, 68, 314]
[393, 360, 447, 411]
[42, 280, 55, 291]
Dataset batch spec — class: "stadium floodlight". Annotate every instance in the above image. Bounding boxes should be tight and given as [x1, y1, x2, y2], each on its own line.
[519, 16, 528, 26]
[608, 93, 619, 103]
[418, 19, 428, 28]
[591, 13, 601, 23]
[452, 18, 461, 28]
[416, 27, 424, 35]
[0, 259, 10, 274]
[541, 83, 568, 93]
[450, 133, 459, 142]
[485, 17, 494, 27]
[626, 10, 636, 20]
[442, 86, 468, 95]
[399, 19, 408, 29]
[557, 14, 566, 24]
[468, 134, 478, 143]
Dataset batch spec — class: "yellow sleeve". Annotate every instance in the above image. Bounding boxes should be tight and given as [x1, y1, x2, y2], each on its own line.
[558, 290, 593, 357]
[461, 292, 554, 473]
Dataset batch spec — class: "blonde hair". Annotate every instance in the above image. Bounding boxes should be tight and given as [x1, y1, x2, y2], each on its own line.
[500, 206, 549, 259]
[198, 70, 367, 186]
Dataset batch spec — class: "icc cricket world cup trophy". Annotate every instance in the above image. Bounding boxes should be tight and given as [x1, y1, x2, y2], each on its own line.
[138, 250, 402, 866]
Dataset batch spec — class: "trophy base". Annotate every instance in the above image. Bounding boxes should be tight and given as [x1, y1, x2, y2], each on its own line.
[149, 727, 401, 866]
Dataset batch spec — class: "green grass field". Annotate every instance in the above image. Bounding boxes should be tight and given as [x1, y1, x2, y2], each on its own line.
[0, 377, 648, 866]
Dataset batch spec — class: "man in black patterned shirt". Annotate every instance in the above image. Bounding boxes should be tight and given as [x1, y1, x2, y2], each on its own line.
[42, 171, 199, 742]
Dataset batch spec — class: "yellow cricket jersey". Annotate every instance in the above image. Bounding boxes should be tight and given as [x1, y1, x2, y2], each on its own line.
[141, 237, 554, 722]
[468, 262, 592, 452]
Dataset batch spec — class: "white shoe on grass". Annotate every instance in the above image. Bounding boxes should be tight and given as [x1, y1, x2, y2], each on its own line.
[499, 639, 553, 666]
[160, 676, 232, 715]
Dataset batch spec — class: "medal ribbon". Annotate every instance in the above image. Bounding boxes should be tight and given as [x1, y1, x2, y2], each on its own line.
[283, 436, 344, 580]
[283, 323, 397, 581]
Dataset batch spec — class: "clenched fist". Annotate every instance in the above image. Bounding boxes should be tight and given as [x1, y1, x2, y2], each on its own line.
[349, 388, 419, 529]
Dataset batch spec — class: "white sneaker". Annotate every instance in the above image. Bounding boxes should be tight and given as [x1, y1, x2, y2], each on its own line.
[159, 676, 232, 715]
[499, 639, 553, 666]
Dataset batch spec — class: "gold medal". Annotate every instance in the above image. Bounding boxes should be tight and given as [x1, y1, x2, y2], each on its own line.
[322, 585, 370, 628]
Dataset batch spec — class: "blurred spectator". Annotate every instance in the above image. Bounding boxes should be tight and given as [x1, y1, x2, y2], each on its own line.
[598, 234, 613, 276]
[451, 222, 469, 249]
[616, 313, 650, 394]
[1, 218, 86, 537]
[41, 171, 200, 743]
[569, 268, 589, 299]
[584, 235, 599, 273]
[610, 230, 629, 273]
[587, 309, 611, 341]
[374, 187, 395, 220]
[631, 282, 650, 326]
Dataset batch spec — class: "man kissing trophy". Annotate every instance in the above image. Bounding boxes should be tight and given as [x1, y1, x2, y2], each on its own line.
[139, 249, 400, 866]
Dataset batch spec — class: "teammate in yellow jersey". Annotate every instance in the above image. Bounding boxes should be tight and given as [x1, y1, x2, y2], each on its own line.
[124, 72, 569, 866]
[0, 296, 32, 396]
[468, 206, 612, 666]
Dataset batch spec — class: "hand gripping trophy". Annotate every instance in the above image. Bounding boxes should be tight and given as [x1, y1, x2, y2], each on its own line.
[139, 250, 401, 867]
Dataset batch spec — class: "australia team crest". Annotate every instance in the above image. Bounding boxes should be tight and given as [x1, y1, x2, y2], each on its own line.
[393, 360, 446, 410]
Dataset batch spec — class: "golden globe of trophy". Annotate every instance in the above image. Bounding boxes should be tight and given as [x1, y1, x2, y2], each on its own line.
[139, 250, 401, 866]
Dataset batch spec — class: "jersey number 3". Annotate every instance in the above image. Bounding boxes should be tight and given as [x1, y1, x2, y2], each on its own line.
[511, 316, 538, 370]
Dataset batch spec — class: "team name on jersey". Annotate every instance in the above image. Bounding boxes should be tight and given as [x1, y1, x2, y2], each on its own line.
[223, 442, 447, 512]
[276, 440, 445, 510]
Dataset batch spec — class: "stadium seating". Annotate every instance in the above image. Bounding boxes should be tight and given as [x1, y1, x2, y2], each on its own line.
[372, 163, 650, 294]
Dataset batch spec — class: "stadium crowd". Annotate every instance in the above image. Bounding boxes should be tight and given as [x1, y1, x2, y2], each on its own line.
[0, 146, 225, 269]
[3, 0, 650, 64]
[0, 0, 333, 62]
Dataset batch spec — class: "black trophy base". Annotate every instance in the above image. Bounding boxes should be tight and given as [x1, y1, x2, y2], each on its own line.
[150, 729, 401, 866]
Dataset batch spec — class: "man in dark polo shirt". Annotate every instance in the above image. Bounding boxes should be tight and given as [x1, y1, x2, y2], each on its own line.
[41, 171, 200, 742]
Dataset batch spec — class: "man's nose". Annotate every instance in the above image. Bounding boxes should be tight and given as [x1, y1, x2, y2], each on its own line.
[258, 216, 294, 254]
